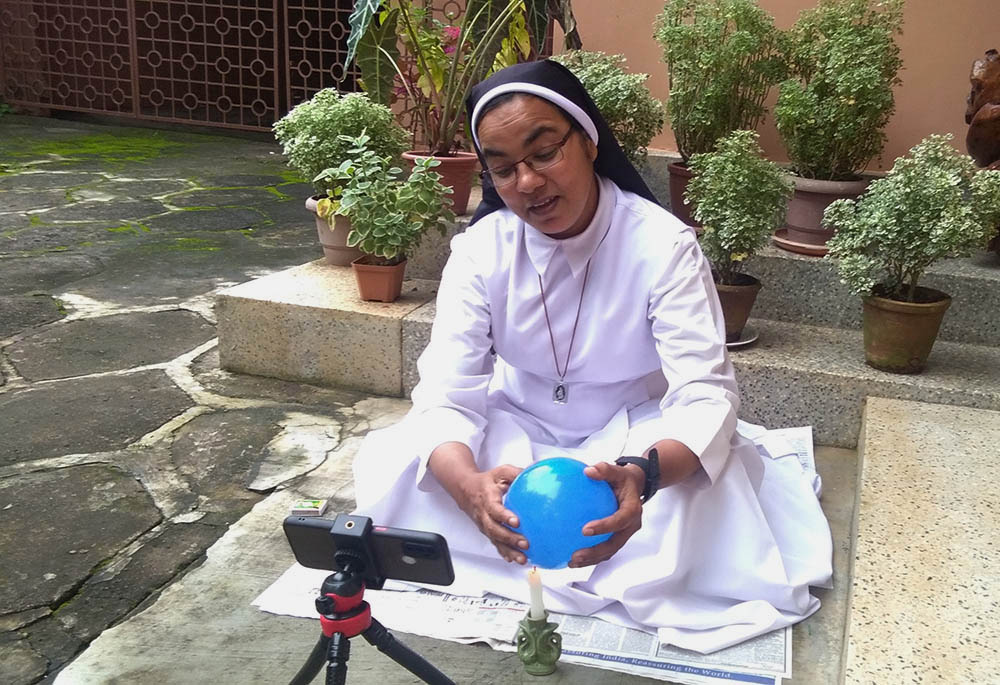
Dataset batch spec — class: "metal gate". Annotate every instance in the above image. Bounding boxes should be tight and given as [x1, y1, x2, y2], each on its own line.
[0, 0, 361, 131]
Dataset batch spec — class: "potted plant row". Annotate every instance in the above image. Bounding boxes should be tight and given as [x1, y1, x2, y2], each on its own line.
[315, 132, 455, 303]
[273, 90, 408, 265]
[685, 129, 793, 343]
[773, 0, 904, 255]
[346, 0, 551, 215]
[824, 134, 1000, 373]
[654, 0, 786, 228]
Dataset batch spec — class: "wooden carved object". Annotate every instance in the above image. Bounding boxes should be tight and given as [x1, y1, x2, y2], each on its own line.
[966, 49, 1000, 171]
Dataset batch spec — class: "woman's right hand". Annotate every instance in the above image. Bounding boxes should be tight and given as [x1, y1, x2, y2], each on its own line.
[455, 464, 528, 564]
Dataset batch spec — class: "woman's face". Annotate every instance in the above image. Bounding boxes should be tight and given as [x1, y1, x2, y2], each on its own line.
[476, 95, 599, 238]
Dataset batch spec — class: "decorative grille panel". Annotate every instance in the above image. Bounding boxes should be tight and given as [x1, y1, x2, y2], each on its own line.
[133, 0, 280, 130]
[0, 0, 134, 114]
[284, 0, 358, 109]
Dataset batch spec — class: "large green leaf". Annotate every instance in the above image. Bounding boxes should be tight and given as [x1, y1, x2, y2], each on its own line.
[346, 0, 385, 64]
[356, 8, 400, 106]
[524, 0, 549, 54]
[465, 0, 512, 84]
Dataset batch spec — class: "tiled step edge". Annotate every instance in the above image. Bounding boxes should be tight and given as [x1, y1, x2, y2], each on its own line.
[843, 397, 1000, 683]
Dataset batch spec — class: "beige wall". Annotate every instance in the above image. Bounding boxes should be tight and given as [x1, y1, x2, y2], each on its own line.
[559, 0, 997, 170]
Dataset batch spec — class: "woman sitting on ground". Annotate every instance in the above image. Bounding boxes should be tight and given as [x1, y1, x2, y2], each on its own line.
[352, 59, 832, 654]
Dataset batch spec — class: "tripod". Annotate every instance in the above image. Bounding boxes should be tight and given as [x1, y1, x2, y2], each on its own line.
[288, 561, 455, 685]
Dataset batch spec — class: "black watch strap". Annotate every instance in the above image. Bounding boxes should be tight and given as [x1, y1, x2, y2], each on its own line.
[615, 448, 660, 503]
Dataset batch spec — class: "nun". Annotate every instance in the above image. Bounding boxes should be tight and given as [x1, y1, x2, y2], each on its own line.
[352, 59, 833, 654]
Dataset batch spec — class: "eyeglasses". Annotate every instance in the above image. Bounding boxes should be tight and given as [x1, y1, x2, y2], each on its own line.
[480, 129, 576, 187]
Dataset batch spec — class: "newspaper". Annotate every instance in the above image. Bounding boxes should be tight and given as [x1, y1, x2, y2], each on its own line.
[254, 423, 818, 684]
[738, 421, 821, 497]
[253, 563, 790, 684]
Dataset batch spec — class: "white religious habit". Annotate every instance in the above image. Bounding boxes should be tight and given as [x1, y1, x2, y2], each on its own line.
[352, 176, 833, 654]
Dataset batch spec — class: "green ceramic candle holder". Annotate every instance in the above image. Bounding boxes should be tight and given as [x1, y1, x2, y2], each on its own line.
[516, 610, 562, 676]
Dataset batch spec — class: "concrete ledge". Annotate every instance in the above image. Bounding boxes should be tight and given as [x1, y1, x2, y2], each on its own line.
[844, 397, 1000, 683]
[216, 260, 437, 396]
[748, 246, 1000, 347]
[401, 314, 1000, 448]
[734, 319, 1000, 447]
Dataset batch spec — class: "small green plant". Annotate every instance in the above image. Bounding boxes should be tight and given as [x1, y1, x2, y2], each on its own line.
[774, 0, 903, 181]
[654, 0, 786, 161]
[551, 51, 665, 166]
[0, 100, 12, 117]
[273, 90, 408, 195]
[825, 134, 1000, 301]
[315, 132, 456, 265]
[686, 130, 793, 285]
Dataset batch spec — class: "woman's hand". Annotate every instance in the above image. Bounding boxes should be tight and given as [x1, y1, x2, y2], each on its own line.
[568, 461, 646, 568]
[455, 464, 528, 564]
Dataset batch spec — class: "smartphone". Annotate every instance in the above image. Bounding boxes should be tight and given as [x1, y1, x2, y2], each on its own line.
[283, 514, 455, 590]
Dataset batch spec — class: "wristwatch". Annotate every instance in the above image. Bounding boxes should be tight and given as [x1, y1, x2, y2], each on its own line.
[615, 448, 660, 504]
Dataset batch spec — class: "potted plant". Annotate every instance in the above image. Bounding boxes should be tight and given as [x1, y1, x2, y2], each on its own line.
[654, 0, 786, 227]
[685, 130, 793, 343]
[316, 132, 456, 302]
[273, 90, 408, 265]
[346, 0, 550, 214]
[824, 135, 1000, 373]
[773, 0, 903, 255]
[551, 50, 665, 166]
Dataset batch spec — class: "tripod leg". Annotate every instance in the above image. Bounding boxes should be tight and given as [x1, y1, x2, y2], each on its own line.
[289, 634, 330, 685]
[326, 633, 350, 685]
[362, 618, 456, 685]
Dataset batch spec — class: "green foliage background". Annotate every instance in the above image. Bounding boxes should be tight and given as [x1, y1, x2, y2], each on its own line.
[552, 51, 665, 166]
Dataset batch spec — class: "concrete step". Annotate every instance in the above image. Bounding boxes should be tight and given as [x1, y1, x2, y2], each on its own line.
[215, 263, 1000, 450]
[748, 246, 1000, 348]
[844, 397, 1000, 683]
[401, 305, 1000, 448]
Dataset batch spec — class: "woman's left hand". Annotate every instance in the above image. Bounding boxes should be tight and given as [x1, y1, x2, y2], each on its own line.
[568, 461, 646, 568]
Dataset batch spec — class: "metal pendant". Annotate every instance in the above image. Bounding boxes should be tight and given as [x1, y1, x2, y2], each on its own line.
[552, 382, 568, 404]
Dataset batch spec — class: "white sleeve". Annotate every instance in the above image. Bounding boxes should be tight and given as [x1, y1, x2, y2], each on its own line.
[647, 229, 739, 487]
[409, 230, 495, 490]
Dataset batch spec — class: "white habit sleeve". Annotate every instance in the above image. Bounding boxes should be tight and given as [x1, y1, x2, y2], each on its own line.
[409, 231, 495, 490]
[647, 229, 740, 486]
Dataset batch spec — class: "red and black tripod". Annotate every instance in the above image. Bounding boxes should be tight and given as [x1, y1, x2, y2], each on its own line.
[288, 560, 455, 685]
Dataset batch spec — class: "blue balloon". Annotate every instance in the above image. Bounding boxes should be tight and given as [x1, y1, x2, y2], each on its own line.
[504, 457, 618, 569]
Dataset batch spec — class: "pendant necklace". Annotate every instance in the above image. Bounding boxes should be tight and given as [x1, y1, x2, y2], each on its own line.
[538, 258, 592, 404]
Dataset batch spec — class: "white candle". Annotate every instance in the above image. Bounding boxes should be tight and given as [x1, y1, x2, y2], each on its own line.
[528, 566, 545, 620]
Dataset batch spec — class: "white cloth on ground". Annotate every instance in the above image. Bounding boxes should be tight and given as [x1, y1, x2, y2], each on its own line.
[352, 177, 833, 654]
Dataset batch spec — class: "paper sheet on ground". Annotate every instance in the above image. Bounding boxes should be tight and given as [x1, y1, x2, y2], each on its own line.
[254, 565, 790, 684]
[255, 423, 815, 684]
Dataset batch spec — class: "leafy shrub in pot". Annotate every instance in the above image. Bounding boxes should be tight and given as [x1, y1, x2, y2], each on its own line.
[772, 0, 904, 254]
[824, 134, 1000, 372]
[685, 130, 793, 342]
[654, 0, 785, 226]
[315, 132, 456, 301]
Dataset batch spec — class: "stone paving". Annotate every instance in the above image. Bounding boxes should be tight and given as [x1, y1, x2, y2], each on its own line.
[0, 114, 375, 683]
[1, 114, 859, 685]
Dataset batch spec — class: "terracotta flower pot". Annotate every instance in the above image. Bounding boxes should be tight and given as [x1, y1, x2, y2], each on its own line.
[403, 151, 479, 216]
[773, 176, 871, 256]
[667, 162, 701, 229]
[715, 275, 762, 343]
[352, 257, 407, 303]
[305, 195, 363, 266]
[862, 287, 952, 374]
